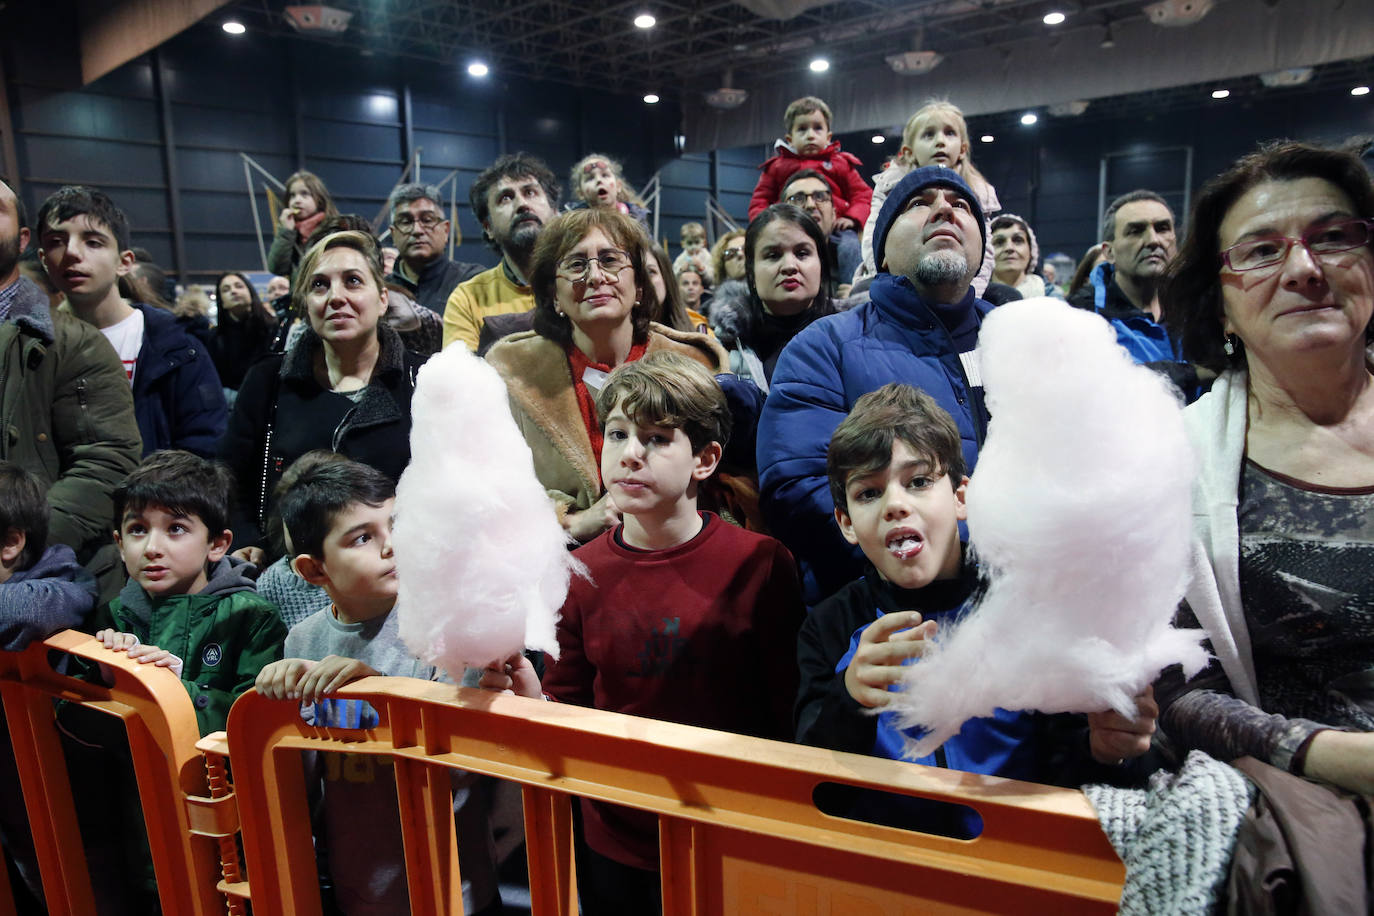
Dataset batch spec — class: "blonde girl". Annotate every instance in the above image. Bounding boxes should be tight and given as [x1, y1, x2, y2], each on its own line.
[569, 153, 651, 229]
[855, 100, 1001, 290]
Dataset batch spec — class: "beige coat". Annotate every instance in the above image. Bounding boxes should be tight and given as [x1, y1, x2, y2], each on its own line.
[486, 322, 730, 518]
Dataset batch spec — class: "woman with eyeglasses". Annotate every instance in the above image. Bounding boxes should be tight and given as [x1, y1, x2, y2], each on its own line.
[710, 229, 748, 285]
[486, 209, 728, 542]
[1154, 142, 1374, 795]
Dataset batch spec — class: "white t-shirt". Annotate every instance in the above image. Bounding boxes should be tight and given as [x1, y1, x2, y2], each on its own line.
[101, 308, 145, 384]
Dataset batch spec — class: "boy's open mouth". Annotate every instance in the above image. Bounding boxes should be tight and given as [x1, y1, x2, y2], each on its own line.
[886, 528, 924, 559]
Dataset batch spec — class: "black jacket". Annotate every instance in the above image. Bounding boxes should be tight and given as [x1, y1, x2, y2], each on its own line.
[387, 256, 484, 315]
[219, 323, 425, 549]
[131, 303, 227, 457]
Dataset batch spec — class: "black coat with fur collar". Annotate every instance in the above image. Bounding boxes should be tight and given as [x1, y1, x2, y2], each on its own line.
[219, 323, 425, 550]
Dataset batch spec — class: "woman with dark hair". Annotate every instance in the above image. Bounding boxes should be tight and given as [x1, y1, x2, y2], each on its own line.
[1157, 141, 1374, 795]
[485, 208, 728, 543]
[725, 203, 835, 391]
[220, 230, 427, 562]
[213, 271, 277, 393]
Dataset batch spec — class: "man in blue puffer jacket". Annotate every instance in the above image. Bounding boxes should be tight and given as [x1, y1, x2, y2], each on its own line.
[758, 166, 994, 605]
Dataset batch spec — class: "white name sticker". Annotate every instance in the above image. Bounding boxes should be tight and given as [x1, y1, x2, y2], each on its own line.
[582, 365, 609, 391]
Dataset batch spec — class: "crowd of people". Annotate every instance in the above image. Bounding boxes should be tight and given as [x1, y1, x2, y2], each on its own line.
[0, 86, 1371, 913]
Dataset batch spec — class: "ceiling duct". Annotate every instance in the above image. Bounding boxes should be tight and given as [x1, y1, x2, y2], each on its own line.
[886, 25, 943, 77]
[1048, 100, 1090, 116]
[705, 69, 749, 109]
[1143, 0, 1213, 27]
[284, 5, 353, 34]
[1259, 67, 1314, 87]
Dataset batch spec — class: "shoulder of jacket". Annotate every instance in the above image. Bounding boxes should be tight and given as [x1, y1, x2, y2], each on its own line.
[646, 323, 729, 371]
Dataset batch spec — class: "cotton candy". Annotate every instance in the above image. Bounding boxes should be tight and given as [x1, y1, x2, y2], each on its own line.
[888, 297, 1209, 759]
[394, 344, 579, 674]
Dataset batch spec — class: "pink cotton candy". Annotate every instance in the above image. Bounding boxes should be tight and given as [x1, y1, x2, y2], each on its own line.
[889, 298, 1209, 759]
[393, 344, 579, 675]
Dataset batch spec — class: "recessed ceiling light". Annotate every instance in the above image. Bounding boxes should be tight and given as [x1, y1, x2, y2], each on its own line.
[468, 62, 490, 77]
[981, 134, 995, 143]
[644, 93, 660, 104]
[222, 20, 246, 35]
[1353, 85, 1371, 96]
[1211, 88, 1230, 99]
[634, 13, 656, 29]
[1020, 112, 1038, 125]
[871, 134, 885, 144]
[809, 57, 830, 73]
[1043, 11, 1066, 25]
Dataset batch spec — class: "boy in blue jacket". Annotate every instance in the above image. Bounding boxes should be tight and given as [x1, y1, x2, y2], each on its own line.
[35, 185, 227, 456]
[795, 384, 1157, 834]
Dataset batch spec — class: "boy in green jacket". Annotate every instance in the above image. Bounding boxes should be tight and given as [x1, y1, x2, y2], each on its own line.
[90, 449, 286, 734]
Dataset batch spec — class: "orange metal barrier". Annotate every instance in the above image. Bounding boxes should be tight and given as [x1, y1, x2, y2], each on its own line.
[0, 630, 237, 916]
[227, 678, 1126, 915]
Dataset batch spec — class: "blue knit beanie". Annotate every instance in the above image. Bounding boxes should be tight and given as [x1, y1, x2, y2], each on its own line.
[872, 165, 986, 273]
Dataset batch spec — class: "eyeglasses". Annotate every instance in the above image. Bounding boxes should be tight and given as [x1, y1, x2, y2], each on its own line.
[785, 189, 832, 206]
[392, 213, 444, 232]
[1221, 218, 1373, 273]
[723, 247, 744, 260]
[557, 249, 631, 282]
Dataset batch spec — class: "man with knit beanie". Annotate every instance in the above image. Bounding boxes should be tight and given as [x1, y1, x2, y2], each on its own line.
[757, 165, 995, 604]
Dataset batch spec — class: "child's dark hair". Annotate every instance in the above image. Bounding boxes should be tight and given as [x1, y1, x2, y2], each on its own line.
[0, 462, 48, 570]
[827, 384, 966, 511]
[594, 351, 731, 454]
[265, 450, 352, 556]
[35, 185, 132, 251]
[278, 457, 395, 560]
[113, 451, 234, 536]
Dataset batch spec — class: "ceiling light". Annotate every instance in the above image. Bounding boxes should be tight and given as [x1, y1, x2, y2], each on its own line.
[634, 13, 656, 28]
[1020, 112, 1038, 125]
[981, 134, 995, 143]
[1211, 88, 1229, 99]
[1354, 86, 1371, 96]
[809, 57, 830, 73]
[644, 93, 660, 104]
[468, 62, 490, 77]
[1043, 11, 1066, 25]
[222, 20, 246, 35]
[871, 134, 885, 144]
[1100, 24, 1115, 48]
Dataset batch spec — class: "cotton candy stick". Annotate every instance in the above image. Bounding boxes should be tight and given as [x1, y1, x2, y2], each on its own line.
[394, 344, 578, 674]
[888, 298, 1208, 759]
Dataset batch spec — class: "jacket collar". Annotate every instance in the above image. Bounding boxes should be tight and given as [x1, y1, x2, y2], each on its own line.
[0, 277, 56, 344]
[1099, 271, 1160, 325]
[281, 321, 407, 384]
[869, 273, 987, 332]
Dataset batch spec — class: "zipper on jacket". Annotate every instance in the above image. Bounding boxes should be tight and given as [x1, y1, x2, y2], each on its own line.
[331, 405, 358, 452]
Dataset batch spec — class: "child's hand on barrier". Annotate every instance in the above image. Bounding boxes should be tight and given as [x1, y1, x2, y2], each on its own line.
[843, 611, 936, 709]
[1087, 686, 1158, 765]
[95, 629, 140, 653]
[295, 655, 380, 705]
[255, 658, 317, 700]
[479, 653, 544, 700]
[125, 643, 185, 679]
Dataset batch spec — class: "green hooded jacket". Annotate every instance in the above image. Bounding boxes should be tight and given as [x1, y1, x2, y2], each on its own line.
[87, 557, 287, 734]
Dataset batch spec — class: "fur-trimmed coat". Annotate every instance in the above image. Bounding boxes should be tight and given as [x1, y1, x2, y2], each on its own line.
[485, 322, 729, 519]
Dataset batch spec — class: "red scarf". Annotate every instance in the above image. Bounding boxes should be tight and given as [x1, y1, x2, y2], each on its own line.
[568, 341, 647, 485]
[295, 210, 326, 244]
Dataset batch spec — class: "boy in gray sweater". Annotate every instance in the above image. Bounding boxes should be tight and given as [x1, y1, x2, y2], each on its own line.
[254, 457, 496, 915]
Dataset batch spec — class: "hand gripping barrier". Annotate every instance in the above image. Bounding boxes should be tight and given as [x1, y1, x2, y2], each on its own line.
[227, 677, 1125, 915]
[0, 631, 239, 916]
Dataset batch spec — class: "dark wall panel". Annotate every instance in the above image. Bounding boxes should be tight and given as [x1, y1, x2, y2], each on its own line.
[21, 136, 164, 186]
[410, 130, 497, 172]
